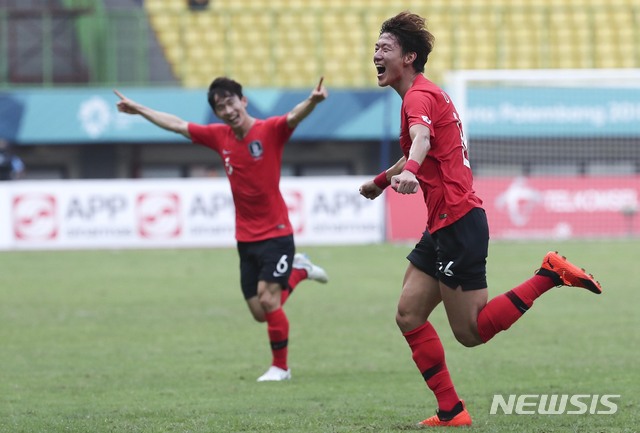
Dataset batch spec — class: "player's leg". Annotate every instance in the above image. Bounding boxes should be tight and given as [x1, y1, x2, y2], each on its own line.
[255, 236, 295, 382]
[411, 210, 487, 427]
[439, 286, 487, 348]
[282, 252, 329, 304]
[238, 238, 292, 381]
[475, 251, 601, 343]
[437, 208, 602, 345]
[238, 241, 265, 322]
[285, 267, 305, 302]
[436, 206, 556, 347]
[245, 296, 265, 322]
[474, 273, 557, 344]
[396, 264, 441, 333]
[256, 279, 290, 381]
[292, 253, 329, 285]
[433, 208, 490, 349]
[399, 232, 468, 426]
[442, 271, 578, 347]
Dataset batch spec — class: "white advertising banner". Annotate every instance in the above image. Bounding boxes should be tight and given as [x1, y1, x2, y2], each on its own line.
[0, 177, 384, 251]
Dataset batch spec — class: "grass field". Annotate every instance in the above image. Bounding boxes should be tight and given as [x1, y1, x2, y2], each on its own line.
[1, 241, 638, 433]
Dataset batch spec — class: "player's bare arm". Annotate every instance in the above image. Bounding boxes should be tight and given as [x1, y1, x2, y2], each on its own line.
[113, 89, 191, 139]
[286, 77, 328, 129]
[359, 156, 406, 200]
[391, 124, 430, 194]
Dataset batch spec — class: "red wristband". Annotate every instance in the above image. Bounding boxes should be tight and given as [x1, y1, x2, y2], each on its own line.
[373, 171, 391, 189]
[403, 159, 420, 175]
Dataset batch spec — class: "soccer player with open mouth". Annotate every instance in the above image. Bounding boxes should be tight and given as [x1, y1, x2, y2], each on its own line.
[359, 11, 602, 427]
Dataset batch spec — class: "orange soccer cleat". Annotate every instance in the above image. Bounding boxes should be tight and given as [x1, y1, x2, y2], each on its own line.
[537, 251, 602, 294]
[418, 401, 472, 427]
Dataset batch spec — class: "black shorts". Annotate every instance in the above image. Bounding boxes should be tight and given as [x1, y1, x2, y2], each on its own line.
[237, 234, 295, 300]
[407, 207, 489, 291]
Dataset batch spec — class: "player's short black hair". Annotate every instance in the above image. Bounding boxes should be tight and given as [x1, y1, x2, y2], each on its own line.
[379, 11, 435, 73]
[207, 77, 243, 111]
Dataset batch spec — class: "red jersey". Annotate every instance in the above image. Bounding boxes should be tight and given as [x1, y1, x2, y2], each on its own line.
[400, 74, 483, 233]
[189, 115, 294, 242]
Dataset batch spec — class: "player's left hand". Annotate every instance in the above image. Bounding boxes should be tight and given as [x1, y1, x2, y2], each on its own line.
[309, 77, 328, 103]
[113, 89, 141, 115]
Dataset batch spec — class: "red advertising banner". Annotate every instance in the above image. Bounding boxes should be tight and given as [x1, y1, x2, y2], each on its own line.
[386, 176, 640, 241]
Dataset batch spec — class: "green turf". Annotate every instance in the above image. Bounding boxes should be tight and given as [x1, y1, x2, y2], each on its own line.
[1, 241, 638, 432]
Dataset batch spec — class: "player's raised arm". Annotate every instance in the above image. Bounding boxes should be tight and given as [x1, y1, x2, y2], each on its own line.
[113, 89, 191, 139]
[286, 77, 328, 129]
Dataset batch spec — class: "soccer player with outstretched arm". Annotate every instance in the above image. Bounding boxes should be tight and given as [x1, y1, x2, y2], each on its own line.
[115, 77, 329, 382]
[359, 11, 602, 427]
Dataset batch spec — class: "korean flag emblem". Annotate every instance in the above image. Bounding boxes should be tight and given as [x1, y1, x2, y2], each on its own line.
[248, 140, 264, 158]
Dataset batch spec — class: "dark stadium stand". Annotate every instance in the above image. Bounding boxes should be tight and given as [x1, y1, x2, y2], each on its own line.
[0, 0, 91, 84]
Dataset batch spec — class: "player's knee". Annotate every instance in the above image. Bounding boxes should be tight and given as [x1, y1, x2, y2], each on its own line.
[395, 310, 406, 330]
[247, 299, 267, 322]
[395, 308, 420, 333]
[258, 292, 278, 312]
[452, 327, 482, 347]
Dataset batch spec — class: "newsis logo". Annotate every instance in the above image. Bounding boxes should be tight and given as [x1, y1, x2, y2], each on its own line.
[490, 394, 620, 415]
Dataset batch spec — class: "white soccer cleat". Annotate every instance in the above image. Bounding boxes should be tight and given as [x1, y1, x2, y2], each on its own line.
[256, 366, 292, 382]
[293, 253, 329, 284]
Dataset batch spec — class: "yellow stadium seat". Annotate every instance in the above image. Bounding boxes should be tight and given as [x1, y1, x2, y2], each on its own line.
[144, 1, 638, 88]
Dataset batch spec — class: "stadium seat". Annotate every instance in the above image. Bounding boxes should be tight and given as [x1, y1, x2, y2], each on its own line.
[143, 1, 639, 88]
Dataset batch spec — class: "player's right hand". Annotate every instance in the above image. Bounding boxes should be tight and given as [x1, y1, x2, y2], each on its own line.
[359, 181, 383, 200]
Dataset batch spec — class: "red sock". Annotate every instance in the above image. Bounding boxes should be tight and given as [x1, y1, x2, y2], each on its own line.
[288, 268, 307, 291]
[477, 274, 556, 342]
[403, 322, 460, 412]
[281, 269, 307, 305]
[266, 308, 289, 370]
[280, 288, 290, 305]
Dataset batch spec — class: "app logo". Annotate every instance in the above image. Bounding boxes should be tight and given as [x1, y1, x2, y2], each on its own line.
[13, 194, 58, 240]
[137, 192, 181, 238]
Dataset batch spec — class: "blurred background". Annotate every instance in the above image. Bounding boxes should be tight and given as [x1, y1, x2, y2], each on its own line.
[0, 0, 639, 246]
[2, 0, 639, 179]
